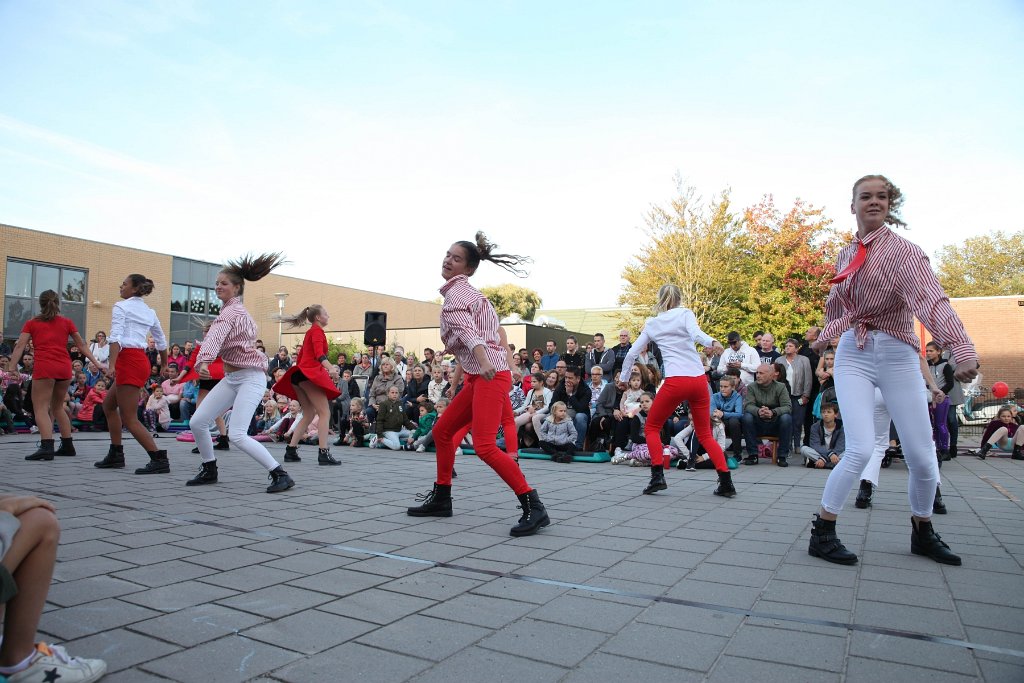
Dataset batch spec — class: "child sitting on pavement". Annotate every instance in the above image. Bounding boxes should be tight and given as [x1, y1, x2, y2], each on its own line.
[801, 402, 846, 468]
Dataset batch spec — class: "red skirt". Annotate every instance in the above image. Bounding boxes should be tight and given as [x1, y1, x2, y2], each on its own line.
[273, 365, 340, 401]
[115, 348, 150, 387]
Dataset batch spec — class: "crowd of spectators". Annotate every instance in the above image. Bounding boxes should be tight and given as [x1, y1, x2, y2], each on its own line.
[2, 328, 1022, 466]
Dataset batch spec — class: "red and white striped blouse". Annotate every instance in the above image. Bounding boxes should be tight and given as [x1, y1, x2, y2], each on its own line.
[438, 274, 508, 376]
[195, 297, 269, 371]
[821, 227, 977, 365]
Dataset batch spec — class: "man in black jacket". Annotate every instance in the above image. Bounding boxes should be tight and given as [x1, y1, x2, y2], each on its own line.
[533, 367, 591, 449]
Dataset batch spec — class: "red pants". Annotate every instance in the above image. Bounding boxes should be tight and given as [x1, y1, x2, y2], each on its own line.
[433, 371, 529, 493]
[451, 395, 517, 458]
[646, 375, 727, 472]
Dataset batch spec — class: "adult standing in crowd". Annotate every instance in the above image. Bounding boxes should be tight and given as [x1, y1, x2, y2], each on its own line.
[407, 233, 550, 536]
[93, 274, 170, 474]
[88, 330, 110, 367]
[186, 253, 296, 493]
[808, 174, 978, 567]
[6, 291, 103, 460]
[585, 333, 615, 380]
[618, 284, 735, 498]
[717, 331, 760, 386]
[611, 329, 632, 375]
[273, 304, 342, 466]
[781, 338, 813, 454]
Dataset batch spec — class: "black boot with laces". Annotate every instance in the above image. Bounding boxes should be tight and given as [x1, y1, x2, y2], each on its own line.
[932, 485, 947, 515]
[714, 470, 736, 498]
[186, 460, 218, 486]
[407, 484, 453, 517]
[643, 465, 667, 494]
[284, 445, 301, 462]
[94, 444, 125, 468]
[266, 466, 295, 493]
[318, 448, 341, 466]
[56, 437, 76, 456]
[213, 434, 231, 450]
[26, 439, 55, 461]
[510, 489, 550, 537]
[136, 450, 170, 474]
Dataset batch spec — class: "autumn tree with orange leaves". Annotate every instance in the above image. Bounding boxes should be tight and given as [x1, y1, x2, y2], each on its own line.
[618, 183, 845, 342]
[733, 195, 846, 339]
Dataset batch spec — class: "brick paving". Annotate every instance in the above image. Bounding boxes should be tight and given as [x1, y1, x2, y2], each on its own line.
[3, 434, 1023, 682]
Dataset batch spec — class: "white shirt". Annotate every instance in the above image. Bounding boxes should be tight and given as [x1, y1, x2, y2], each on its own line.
[618, 307, 715, 383]
[108, 297, 167, 351]
[716, 341, 761, 386]
[89, 342, 110, 364]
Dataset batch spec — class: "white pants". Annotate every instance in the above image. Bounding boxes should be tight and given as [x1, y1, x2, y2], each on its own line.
[380, 428, 412, 450]
[859, 387, 942, 489]
[190, 368, 279, 471]
[821, 331, 938, 517]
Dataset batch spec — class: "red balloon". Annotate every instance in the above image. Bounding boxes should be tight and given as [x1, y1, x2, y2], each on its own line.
[992, 381, 1010, 399]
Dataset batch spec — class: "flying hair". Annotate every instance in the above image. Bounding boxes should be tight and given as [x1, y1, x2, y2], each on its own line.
[278, 304, 324, 329]
[220, 252, 286, 295]
[455, 231, 531, 278]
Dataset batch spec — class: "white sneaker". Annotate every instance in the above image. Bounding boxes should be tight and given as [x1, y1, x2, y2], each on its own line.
[455, 447, 463, 456]
[368, 435, 378, 448]
[614, 447, 626, 458]
[415, 444, 426, 453]
[6, 643, 107, 683]
[29, 425, 39, 434]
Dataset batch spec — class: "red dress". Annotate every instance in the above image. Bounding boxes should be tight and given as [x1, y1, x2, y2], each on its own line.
[22, 316, 77, 380]
[180, 344, 225, 383]
[273, 325, 340, 400]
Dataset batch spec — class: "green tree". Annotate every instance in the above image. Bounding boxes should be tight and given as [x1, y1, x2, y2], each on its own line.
[934, 230, 1024, 297]
[733, 195, 845, 338]
[480, 284, 543, 321]
[327, 337, 363, 365]
[617, 181, 747, 338]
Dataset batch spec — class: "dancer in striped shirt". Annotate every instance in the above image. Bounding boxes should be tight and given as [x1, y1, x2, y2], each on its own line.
[186, 253, 296, 493]
[808, 174, 979, 567]
[407, 233, 550, 536]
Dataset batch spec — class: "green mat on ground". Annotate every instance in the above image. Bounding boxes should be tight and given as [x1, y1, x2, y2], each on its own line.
[517, 448, 611, 463]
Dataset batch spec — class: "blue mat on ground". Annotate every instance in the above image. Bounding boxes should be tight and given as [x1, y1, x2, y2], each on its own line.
[518, 448, 611, 463]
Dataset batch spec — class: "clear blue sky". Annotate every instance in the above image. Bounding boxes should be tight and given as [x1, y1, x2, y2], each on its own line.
[1, 1, 1021, 309]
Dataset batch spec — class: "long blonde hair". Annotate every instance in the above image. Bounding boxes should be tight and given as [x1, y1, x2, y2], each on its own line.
[652, 284, 682, 314]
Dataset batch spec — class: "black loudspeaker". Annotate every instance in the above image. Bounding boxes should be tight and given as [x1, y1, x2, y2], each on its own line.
[364, 311, 387, 346]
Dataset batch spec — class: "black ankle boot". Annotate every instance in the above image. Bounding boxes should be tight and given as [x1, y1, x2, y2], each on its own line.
[932, 485, 947, 515]
[977, 442, 992, 460]
[136, 450, 170, 474]
[284, 445, 301, 462]
[266, 466, 295, 493]
[407, 484, 453, 517]
[26, 439, 55, 461]
[318, 448, 341, 466]
[714, 470, 736, 498]
[510, 489, 550, 537]
[56, 437, 76, 456]
[94, 444, 125, 468]
[1012, 446, 1023, 461]
[855, 479, 873, 509]
[911, 518, 961, 565]
[643, 465, 667, 494]
[213, 434, 231, 451]
[186, 460, 218, 486]
[808, 514, 858, 565]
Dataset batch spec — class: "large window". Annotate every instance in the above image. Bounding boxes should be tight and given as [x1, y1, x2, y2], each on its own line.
[4, 259, 88, 339]
[169, 257, 221, 345]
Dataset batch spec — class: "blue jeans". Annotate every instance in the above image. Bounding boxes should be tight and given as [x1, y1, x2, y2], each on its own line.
[572, 411, 589, 449]
[742, 412, 793, 457]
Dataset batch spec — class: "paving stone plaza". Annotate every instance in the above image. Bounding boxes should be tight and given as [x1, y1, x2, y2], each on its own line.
[4, 434, 1023, 682]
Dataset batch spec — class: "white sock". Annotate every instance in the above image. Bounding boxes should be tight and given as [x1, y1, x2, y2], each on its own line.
[0, 650, 37, 674]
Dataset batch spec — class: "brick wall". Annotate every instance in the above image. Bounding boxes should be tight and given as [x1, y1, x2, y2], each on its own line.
[1, 223, 441, 347]
[922, 296, 1024, 393]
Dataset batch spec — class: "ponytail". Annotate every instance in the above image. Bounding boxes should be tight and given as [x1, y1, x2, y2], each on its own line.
[277, 304, 323, 329]
[220, 252, 286, 295]
[36, 290, 61, 321]
[454, 231, 531, 277]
